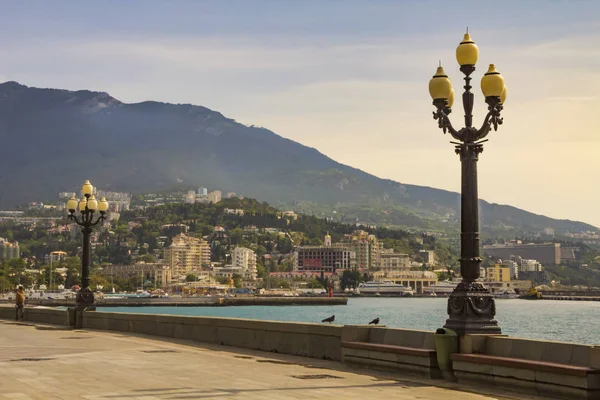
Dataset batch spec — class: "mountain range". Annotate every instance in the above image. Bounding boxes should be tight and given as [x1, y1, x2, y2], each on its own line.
[0, 81, 595, 236]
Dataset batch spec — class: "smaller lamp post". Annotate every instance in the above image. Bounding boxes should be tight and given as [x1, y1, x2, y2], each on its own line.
[66, 180, 109, 310]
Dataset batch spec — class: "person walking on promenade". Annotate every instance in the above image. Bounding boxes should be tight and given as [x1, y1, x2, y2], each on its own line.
[15, 285, 25, 321]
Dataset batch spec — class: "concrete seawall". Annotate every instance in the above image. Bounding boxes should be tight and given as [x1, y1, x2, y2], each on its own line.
[0, 305, 70, 325]
[84, 311, 343, 360]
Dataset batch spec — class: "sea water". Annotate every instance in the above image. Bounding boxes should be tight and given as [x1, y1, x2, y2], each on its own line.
[99, 297, 600, 345]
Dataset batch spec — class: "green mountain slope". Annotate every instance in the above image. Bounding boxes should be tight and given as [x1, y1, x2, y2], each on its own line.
[0, 81, 595, 235]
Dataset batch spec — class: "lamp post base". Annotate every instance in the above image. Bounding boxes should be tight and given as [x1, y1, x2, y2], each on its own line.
[75, 287, 96, 311]
[443, 281, 501, 335]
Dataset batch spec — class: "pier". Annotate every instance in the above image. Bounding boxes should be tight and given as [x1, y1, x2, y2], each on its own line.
[0, 296, 348, 308]
[540, 295, 600, 301]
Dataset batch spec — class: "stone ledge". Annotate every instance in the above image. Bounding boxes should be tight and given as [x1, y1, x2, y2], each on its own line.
[451, 353, 600, 378]
[343, 353, 442, 379]
[87, 311, 342, 336]
[454, 370, 600, 400]
[342, 341, 436, 358]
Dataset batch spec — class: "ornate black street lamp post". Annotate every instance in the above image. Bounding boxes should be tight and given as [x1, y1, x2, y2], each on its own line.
[66, 180, 109, 310]
[428, 32, 506, 335]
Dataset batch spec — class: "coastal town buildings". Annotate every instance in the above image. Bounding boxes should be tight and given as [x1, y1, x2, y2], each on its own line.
[100, 263, 172, 288]
[376, 270, 438, 294]
[294, 245, 356, 273]
[483, 242, 561, 265]
[499, 260, 519, 279]
[207, 191, 222, 204]
[293, 231, 433, 276]
[378, 250, 410, 271]
[0, 238, 19, 260]
[419, 250, 436, 265]
[185, 190, 196, 204]
[519, 259, 543, 272]
[231, 247, 258, 280]
[278, 211, 298, 220]
[163, 234, 211, 278]
[485, 265, 511, 282]
[338, 230, 382, 269]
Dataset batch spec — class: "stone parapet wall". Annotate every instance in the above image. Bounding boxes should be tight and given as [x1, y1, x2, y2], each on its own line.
[460, 334, 600, 368]
[83, 311, 343, 361]
[0, 305, 14, 320]
[0, 305, 70, 325]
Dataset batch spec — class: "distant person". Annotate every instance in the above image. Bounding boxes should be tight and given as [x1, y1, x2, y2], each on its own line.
[15, 285, 25, 321]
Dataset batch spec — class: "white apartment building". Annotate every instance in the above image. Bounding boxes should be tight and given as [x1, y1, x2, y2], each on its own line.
[163, 234, 211, 278]
[185, 191, 196, 204]
[208, 191, 222, 203]
[378, 251, 410, 271]
[519, 259, 543, 272]
[224, 208, 244, 215]
[232, 247, 257, 280]
[500, 260, 519, 279]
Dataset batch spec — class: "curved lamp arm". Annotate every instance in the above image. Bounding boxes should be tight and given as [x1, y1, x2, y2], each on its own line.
[432, 102, 461, 139]
[67, 214, 83, 226]
[90, 215, 106, 227]
[67, 213, 105, 228]
[475, 97, 503, 141]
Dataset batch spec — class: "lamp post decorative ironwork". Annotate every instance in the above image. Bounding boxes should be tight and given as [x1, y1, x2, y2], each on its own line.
[428, 32, 506, 335]
[66, 180, 109, 310]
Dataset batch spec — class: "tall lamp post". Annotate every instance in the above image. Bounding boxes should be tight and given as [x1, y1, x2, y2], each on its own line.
[66, 180, 109, 310]
[428, 32, 506, 335]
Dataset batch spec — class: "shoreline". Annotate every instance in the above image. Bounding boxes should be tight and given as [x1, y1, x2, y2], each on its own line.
[0, 296, 348, 307]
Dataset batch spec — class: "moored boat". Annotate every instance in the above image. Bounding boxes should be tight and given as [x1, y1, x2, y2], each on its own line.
[494, 290, 518, 299]
[518, 287, 542, 300]
[357, 281, 413, 296]
[423, 280, 458, 296]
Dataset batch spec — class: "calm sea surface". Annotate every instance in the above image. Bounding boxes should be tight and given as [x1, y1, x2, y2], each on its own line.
[99, 298, 600, 345]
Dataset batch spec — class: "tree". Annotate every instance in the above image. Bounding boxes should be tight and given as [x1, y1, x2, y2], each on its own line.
[306, 279, 323, 289]
[260, 277, 290, 289]
[185, 274, 197, 282]
[340, 269, 363, 290]
[90, 274, 111, 290]
[232, 273, 243, 289]
[230, 228, 243, 245]
[256, 263, 267, 279]
[41, 266, 65, 289]
[216, 276, 230, 284]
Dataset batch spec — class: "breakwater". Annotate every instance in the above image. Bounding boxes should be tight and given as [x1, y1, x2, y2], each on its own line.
[540, 296, 600, 301]
[0, 296, 347, 308]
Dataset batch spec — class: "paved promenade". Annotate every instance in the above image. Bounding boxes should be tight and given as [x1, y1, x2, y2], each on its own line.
[0, 320, 542, 400]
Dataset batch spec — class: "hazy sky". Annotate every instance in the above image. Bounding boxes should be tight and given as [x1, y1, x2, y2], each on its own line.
[1, 1, 599, 227]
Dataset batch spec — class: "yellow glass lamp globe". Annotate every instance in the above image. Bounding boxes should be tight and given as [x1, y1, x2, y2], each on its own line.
[429, 66, 453, 101]
[82, 180, 93, 197]
[456, 33, 479, 66]
[448, 89, 455, 108]
[481, 64, 505, 98]
[98, 197, 109, 213]
[500, 86, 507, 104]
[87, 195, 98, 211]
[79, 198, 88, 212]
[66, 195, 78, 213]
